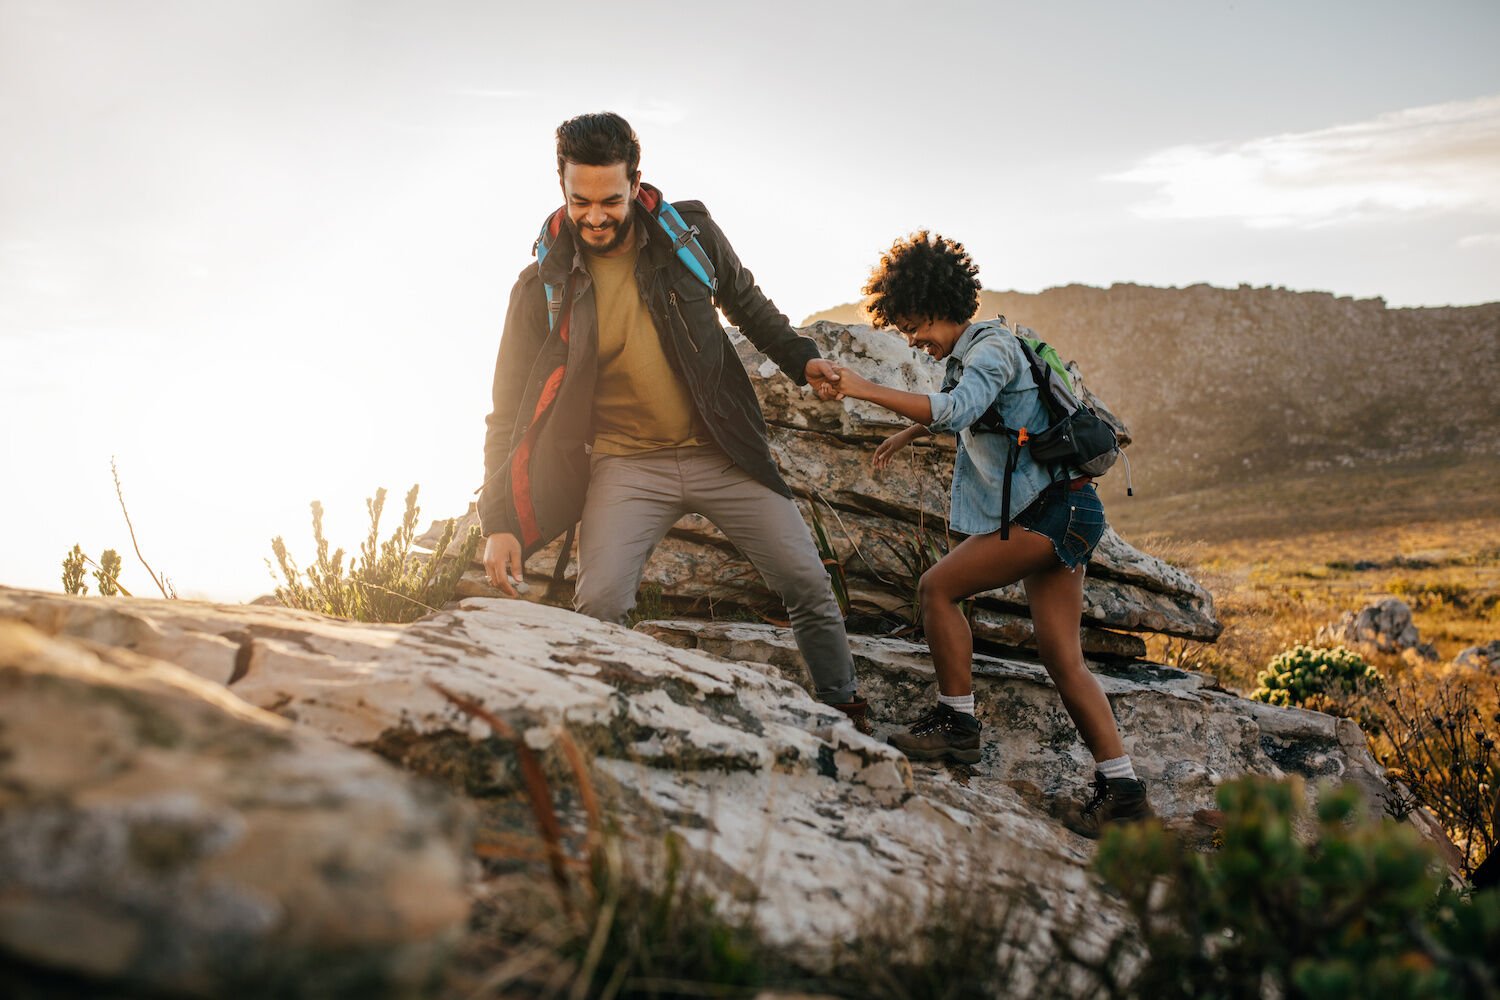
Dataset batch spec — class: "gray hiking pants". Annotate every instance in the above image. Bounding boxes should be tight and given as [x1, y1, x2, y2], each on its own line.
[575, 444, 857, 703]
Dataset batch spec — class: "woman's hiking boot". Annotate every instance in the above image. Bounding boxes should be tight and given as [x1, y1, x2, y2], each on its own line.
[827, 695, 873, 735]
[887, 703, 982, 764]
[1065, 771, 1154, 839]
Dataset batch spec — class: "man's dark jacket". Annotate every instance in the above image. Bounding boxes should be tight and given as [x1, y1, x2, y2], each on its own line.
[479, 193, 821, 555]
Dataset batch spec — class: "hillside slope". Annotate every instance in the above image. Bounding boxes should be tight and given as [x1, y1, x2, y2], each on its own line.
[806, 285, 1500, 496]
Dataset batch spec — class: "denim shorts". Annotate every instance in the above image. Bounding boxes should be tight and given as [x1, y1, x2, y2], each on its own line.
[1013, 482, 1107, 569]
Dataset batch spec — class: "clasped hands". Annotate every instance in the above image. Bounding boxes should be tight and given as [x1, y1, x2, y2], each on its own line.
[804, 358, 871, 402]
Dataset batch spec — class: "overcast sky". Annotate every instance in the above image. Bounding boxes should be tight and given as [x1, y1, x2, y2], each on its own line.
[3, 0, 1498, 602]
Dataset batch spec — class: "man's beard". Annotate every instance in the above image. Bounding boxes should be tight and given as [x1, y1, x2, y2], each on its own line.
[570, 206, 635, 255]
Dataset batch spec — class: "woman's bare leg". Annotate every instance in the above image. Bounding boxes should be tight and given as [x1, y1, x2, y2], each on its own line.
[1023, 563, 1125, 761]
[918, 528, 1058, 696]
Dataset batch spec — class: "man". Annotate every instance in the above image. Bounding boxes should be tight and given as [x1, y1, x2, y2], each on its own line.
[479, 112, 867, 728]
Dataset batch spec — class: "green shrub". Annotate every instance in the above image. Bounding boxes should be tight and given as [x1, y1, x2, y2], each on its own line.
[94, 549, 123, 597]
[61, 544, 88, 595]
[1085, 777, 1500, 999]
[1251, 643, 1382, 710]
[269, 485, 481, 623]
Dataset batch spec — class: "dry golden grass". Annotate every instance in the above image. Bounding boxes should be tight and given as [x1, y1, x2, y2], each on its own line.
[1112, 461, 1500, 694]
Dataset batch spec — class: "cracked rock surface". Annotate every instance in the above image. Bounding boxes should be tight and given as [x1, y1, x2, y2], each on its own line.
[0, 586, 1455, 995]
[0, 614, 471, 998]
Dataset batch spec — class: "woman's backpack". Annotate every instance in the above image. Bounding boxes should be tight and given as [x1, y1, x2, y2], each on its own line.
[968, 318, 1129, 538]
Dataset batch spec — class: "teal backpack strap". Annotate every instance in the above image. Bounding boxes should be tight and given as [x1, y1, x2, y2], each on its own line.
[636, 184, 716, 293]
[533, 207, 569, 332]
[654, 200, 716, 292]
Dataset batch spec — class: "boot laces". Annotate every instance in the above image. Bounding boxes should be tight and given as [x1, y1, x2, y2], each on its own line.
[1083, 774, 1110, 816]
[907, 705, 948, 735]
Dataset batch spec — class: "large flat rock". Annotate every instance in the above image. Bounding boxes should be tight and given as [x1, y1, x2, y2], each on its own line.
[4, 586, 1448, 986]
[0, 619, 471, 998]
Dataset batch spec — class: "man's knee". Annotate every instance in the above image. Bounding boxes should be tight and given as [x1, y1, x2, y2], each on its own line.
[773, 554, 840, 615]
[573, 578, 635, 626]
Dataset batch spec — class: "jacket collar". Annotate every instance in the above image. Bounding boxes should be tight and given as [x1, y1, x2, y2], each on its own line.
[948, 319, 1008, 364]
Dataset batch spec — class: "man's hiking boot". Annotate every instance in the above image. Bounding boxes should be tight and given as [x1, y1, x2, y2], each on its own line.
[1065, 771, 1154, 839]
[887, 703, 982, 764]
[827, 695, 873, 735]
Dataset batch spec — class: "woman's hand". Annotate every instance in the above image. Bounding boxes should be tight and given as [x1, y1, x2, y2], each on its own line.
[873, 425, 927, 470]
[828, 364, 875, 400]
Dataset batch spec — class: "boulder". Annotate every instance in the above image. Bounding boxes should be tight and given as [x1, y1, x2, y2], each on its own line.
[0, 618, 471, 998]
[1454, 640, 1500, 672]
[0, 587, 1459, 985]
[1318, 597, 1439, 661]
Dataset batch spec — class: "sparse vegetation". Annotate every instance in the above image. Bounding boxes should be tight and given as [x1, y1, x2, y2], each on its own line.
[93, 549, 123, 597]
[1131, 512, 1500, 878]
[57, 460, 171, 599]
[61, 544, 87, 595]
[1372, 672, 1499, 878]
[268, 485, 482, 623]
[111, 457, 174, 599]
[1081, 777, 1500, 999]
[807, 493, 852, 619]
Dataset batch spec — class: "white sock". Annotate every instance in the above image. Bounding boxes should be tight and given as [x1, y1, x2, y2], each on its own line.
[938, 692, 976, 717]
[1096, 755, 1136, 780]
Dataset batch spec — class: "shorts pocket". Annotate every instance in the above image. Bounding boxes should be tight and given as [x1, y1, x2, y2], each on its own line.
[1061, 493, 1106, 565]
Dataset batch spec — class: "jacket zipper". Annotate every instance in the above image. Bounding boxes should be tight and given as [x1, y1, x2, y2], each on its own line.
[669, 289, 700, 353]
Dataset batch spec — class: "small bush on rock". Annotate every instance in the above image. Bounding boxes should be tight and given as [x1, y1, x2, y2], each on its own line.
[269, 485, 481, 623]
[61, 545, 88, 595]
[1251, 643, 1382, 711]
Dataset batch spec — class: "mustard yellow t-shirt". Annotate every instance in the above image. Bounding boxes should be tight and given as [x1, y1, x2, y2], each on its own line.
[586, 245, 708, 455]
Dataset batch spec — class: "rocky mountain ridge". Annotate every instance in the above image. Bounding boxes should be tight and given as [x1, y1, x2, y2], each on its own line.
[807, 284, 1500, 494]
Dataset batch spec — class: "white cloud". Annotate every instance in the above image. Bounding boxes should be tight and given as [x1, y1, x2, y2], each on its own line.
[1458, 232, 1500, 249]
[1109, 94, 1500, 228]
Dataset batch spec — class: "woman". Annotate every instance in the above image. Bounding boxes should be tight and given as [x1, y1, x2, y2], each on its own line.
[831, 230, 1151, 835]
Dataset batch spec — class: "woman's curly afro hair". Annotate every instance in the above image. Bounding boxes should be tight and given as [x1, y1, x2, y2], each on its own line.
[861, 230, 981, 329]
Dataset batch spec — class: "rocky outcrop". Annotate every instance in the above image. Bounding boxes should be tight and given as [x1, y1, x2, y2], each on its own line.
[0, 586, 1455, 995]
[428, 322, 1220, 650]
[1319, 597, 1439, 662]
[1454, 641, 1500, 672]
[0, 616, 471, 998]
[638, 619, 1435, 828]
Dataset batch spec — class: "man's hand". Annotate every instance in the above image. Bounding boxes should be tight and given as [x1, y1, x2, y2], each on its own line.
[804, 358, 844, 401]
[482, 532, 524, 597]
[825, 363, 875, 401]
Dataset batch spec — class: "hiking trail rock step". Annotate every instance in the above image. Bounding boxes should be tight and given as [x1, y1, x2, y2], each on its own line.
[0, 587, 1457, 996]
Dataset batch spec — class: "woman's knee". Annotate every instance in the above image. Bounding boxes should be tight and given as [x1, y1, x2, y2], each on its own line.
[917, 568, 957, 609]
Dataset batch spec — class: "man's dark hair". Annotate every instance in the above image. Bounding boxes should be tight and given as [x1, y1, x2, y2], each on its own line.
[862, 230, 981, 328]
[556, 112, 641, 178]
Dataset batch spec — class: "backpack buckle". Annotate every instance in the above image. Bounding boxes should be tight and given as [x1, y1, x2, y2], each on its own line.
[673, 225, 701, 250]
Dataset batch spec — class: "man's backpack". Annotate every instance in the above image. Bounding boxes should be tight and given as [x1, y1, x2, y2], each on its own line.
[968, 317, 1129, 539]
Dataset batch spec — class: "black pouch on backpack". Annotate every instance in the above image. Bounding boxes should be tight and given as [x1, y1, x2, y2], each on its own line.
[1026, 408, 1119, 477]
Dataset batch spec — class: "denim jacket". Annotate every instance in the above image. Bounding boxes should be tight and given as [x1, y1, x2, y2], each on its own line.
[924, 320, 1069, 535]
